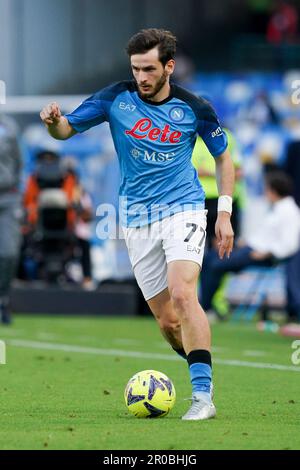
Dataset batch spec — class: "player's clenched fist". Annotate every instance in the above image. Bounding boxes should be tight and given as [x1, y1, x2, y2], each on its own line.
[40, 102, 62, 126]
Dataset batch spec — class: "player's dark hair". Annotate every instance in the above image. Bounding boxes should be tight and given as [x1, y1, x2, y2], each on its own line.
[265, 171, 294, 197]
[126, 28, 177, 65]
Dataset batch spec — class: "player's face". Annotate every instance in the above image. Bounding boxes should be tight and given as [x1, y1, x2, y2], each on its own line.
[130, 47, 174, 100]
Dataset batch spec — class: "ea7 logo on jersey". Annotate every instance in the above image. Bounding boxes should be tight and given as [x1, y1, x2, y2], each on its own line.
[119, 102, 136, 112]
[125, 118, 182, 144]
[211, 126, 223, 138]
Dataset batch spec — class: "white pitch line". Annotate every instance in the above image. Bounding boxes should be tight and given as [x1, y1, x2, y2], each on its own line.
[6, 339, 300, 373]
[211, 346, 227, 353]
[0, 329, 24, 337]
[36, 332, 59, 341]
[243, 350, 267, 357]
[7, 339, 179, 361]
[150, 342, 227, 353]
[113, 338, 142, 346]
[214, 358, 300, 372]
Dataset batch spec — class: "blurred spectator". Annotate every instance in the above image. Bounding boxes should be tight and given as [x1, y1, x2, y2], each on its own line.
[266, 1, 298, 44]
[284, 139, 300, 205]
[236, 90, 280, 131]
[247, 91, 280, 126]
[200, 171, 300, 316]
[73, 184, 95, 290]
[0, 114, 22, 324]
[22, 150, 78, 282]
[23, 150, 77, 232]
[282, 138, 300, 326]
[60, 157, 95, 289]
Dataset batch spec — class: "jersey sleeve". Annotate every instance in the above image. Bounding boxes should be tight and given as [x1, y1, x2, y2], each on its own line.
[65, 81, 132, 133]
[196, 102, 228, 157]
[65, 92, 108, 133]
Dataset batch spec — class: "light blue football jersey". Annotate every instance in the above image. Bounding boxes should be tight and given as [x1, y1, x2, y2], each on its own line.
[65, 81, 227, 227]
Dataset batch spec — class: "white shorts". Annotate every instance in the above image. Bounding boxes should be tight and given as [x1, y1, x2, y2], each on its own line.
[122, 210, 207, 301]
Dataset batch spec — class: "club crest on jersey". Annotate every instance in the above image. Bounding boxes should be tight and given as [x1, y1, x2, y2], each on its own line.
[169, 106, 185, 122]
[125, 118, 182, 144]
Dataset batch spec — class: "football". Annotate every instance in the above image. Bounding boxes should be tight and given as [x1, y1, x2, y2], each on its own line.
[124, 369, 176, 418]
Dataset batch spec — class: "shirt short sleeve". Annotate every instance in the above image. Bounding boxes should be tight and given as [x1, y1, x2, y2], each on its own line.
[197, 102, 228, 157]
[65, 92, 107, 133]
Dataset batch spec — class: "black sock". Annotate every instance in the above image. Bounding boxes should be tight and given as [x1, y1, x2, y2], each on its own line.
[187, 349, 212, 367]
[187, 349, 212, 394]
[172, 347, 187, 360]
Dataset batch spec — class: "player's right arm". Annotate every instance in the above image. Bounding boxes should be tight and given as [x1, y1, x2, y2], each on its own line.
[40, 102, 77, 140]
[41, 83, 126, 138]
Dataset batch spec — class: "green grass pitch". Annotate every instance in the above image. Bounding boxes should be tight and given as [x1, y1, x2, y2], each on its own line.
[0, 315, 299, 450]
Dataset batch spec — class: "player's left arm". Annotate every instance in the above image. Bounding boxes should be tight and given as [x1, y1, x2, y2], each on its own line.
[214, 148, 235, 259]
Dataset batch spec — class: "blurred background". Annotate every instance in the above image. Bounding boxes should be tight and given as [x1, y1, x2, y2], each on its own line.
[2, 0, 300, 94]
[1, 0, 300, 329]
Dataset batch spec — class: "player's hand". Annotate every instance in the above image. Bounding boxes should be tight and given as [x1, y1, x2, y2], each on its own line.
[215, 212, 234, 260]
[40, 102, 62, 126]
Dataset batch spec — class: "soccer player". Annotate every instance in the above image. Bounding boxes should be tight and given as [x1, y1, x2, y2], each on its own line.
[40, 29, 235, 420]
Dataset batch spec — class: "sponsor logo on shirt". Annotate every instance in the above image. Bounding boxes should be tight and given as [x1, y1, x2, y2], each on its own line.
[130, 148, 176, 163]
[143, 150, 176, 162]
[119, 102, 137, 112]
[130, 148, 142, 159]
[125, 118, 182, 144]
[211, 126, 223, 138]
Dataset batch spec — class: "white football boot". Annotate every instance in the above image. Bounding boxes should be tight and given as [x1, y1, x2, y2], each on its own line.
[182, 384, 216, 421]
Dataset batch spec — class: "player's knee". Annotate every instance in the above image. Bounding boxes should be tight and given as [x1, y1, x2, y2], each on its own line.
[170, 286, 192, 313]
[159, 318, 181, 338]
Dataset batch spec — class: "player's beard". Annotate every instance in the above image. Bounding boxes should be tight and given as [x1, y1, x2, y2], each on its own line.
[137, 70, 168, 100]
